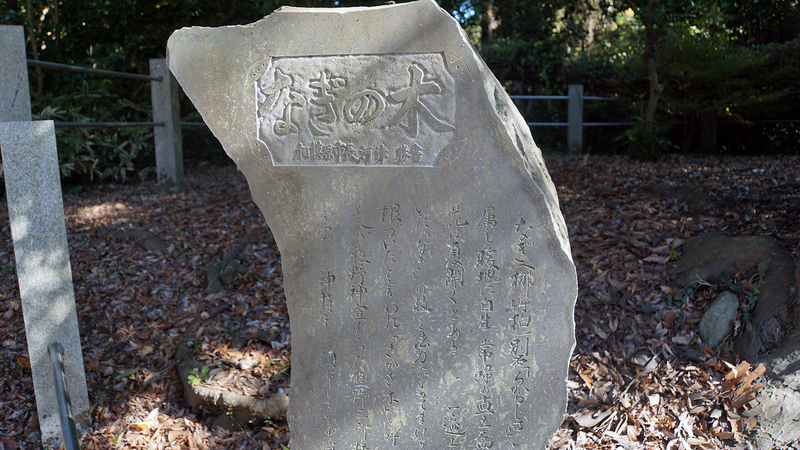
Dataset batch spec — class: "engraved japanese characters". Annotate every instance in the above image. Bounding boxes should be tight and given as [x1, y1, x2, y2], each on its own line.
[253, 54, 461, 166]
[167, 1, 577, 449]
[308, 201, 551, 449]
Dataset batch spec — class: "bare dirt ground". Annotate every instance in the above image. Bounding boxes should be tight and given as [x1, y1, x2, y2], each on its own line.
[1, 153, 798, 449]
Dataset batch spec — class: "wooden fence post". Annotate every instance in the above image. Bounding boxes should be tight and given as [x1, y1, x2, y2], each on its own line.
[567, 84, 583, 155]
[150, 58, 184, 193]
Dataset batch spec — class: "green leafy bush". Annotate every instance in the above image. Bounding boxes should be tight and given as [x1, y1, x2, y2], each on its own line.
[617, 116, 677, 160]
[31, 80, 155, 183]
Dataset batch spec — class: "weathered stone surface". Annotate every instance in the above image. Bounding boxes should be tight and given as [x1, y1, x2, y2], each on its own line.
[751, 346, 800, 449]
[167, 2, 577, 449]
[0, 26, 31, 122]
[698, 291, 738, 348]
[0, 121, 91, 447]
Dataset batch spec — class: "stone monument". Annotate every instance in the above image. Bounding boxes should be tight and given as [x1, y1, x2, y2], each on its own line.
[167, 1, 577, 448]
[0, 121, 92, 447]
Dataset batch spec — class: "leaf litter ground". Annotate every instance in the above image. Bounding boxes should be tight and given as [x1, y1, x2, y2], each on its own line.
[0, 154, 798, 449]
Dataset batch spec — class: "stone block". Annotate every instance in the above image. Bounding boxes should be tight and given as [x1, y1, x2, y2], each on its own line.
[0, 121, 91, 447]
[0, 25, 32, 122]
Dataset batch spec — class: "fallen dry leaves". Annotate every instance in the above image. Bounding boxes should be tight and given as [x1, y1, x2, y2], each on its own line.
[0, 154, 797, 449]
[548, 153, 798, 450]
[1, 161, 291, 449]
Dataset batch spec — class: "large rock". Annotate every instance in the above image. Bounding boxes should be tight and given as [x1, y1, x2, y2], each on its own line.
[167, 2, 577, 449]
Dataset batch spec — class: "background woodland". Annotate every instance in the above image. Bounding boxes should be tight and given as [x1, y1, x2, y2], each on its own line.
[0, 0, 798, 184]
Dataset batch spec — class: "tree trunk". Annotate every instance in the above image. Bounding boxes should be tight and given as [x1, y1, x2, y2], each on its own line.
[480, 0, 498, 45]
[25, 0, 43, 96]
[642, 0, 663, 133]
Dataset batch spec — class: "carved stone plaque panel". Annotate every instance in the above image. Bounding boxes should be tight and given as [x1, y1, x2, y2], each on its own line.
[254, 53, 458, 167]
[167, 1, 577, 449]
[297, 199, 564, 450]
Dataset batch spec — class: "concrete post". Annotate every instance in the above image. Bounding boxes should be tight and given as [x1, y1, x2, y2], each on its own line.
[0, 25, 32, 122]
[567, 84, 583, 155]
[0, 121, 91, 448]
[150, 58, 183, 192]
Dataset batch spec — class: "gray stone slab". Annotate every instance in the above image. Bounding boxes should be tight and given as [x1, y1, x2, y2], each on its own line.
[0, 26, 32, 122]
[167, 2, 577, 449]
[0, 121, 91, 447]
[150, 58, 184, 192]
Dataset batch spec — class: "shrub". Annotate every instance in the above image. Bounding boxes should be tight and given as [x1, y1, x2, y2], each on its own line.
[31, 80, 155, 183]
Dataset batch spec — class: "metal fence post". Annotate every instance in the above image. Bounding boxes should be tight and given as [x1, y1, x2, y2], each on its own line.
[567, 84, 583, 155]
[49, 343, 81, 450]
[150, 58, 183, 193]
[0, 25, 32, 122]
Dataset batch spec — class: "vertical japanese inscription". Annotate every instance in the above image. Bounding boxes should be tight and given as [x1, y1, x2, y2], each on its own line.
[379, 203, 402, 446]
[412, 206, 432, 448]
[505, 217, 536, 443]
[305, 202, 554, 449]
[318, 204, 339, 449]
[347, 207, 373, 450]
[445, 206, 468, 356]
[474, 206, 498, 450]
[254, 54, 457, 166]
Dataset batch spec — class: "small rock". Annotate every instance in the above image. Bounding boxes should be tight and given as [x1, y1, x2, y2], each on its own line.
[220, 259, 247, 284]
[698, 291, 739, 348]
[206, 241, 253, 294]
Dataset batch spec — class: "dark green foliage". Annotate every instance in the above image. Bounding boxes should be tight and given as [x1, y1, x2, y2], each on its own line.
[32, 79, 155, 182]
[2, 0, 798, 170]
[658, 29, 797, 116]
[617, 116, 677, 160]
[438, 0, 799, 155]
[719, 0, 800, 45]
